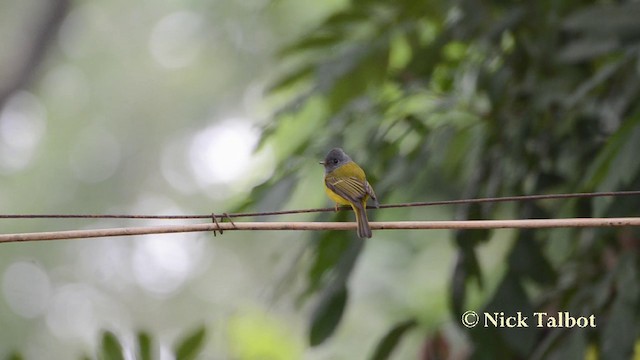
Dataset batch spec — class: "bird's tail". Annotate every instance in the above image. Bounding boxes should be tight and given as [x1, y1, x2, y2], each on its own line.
[353, 203, 372, 239]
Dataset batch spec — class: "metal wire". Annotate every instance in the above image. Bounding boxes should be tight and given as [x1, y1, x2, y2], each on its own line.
[0, 190, 639, 220]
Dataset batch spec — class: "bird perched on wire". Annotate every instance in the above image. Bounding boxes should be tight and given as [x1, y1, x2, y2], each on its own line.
[320, 148, 379, 238]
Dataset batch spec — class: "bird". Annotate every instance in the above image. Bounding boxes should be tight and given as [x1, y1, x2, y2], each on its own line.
[320, 148, 378, 238]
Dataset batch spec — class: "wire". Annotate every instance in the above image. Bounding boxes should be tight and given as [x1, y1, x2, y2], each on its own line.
[0, 190, 638, 220]
[1, 217, 639, 243]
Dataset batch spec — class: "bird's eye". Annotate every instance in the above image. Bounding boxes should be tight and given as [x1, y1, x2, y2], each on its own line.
[333, 159, 339, 164]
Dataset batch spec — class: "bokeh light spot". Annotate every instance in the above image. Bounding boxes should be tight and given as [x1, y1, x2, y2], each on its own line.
[45, 284, 97, 340]
[161, 134, 198, 194]
[2, 261, 52, 318]
[132, 235, 201, 296]
[189, 119, 260, 186]
[149, 11, 206, 69]
[0, 91, 47, 173]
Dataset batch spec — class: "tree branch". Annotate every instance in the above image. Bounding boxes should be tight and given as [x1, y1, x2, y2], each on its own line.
[0, 0, 71, 107]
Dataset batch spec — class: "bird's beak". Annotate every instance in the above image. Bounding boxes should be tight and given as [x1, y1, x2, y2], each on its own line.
[319, 161, 325, 165]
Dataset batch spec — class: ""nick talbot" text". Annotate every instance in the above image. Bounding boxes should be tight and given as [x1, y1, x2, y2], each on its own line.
[484, 311, 596, 328]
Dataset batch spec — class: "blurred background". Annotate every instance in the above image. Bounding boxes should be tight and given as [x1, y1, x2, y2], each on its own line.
[1, 0, 640, 359]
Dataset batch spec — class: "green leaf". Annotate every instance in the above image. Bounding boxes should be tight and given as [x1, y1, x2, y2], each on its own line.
[321, 42, 389, 112]
[174, 326, 207, 360]
[596, 253, 640, 358]
[563, 3, 640, 38]
[450, 198, 493, 315]
[323, 9, 370, 28]
[137, 331, 153, 360]
[601, 296, 637, 358]
[453, 224, 491, 276]
[279, 32, 342, 56]
[556, 37, 619, 63]
[565, 59, 624, 105]
[369, 319, 418, 360]
[305, 224, 363, 294]
[309, 285, 348, 346]
[450, 245, 482, 316]
[388, 31, 412, 71]
[306, 229, 364, 346]
[508, 232, 556, 285]
[267, 65, 314, 94]
[472, 273, 537, 358]
[100, 331, 124, 360]
[552, 328, 588, 359]
[583, 115, 640, 216]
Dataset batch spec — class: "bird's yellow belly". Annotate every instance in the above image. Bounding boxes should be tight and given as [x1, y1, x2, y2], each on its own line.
[325, 187, 352, 206]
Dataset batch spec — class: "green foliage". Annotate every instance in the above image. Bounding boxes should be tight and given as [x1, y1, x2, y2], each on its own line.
[99, 331, 124, 360]
[227, 308, 302, 359]
[600, 253, 640, 358]
[91, 328, 206, 360]
[264, 0, 640, 357]
[306, 220, 363, 296]
[307, 227, 364, 346]
[4, 0, 639, 357]
[174, 326, 207, 360]
[473, 273, 537, 357]
[369, 319, 418, 360]
[136, 332, 153, 360]
[309, 284, 348, 346]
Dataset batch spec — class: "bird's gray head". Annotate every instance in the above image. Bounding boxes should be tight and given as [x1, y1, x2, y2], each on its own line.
[320, 148, 352, 173]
